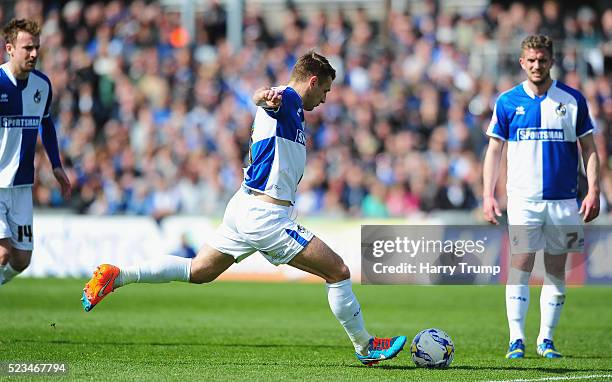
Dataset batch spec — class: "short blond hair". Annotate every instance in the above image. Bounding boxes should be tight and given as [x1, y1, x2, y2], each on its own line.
[520, 35, 553, 57]
[2, 19, 41, 45]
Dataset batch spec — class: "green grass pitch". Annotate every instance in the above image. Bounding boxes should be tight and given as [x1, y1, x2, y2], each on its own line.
[1, 278, 611, 381]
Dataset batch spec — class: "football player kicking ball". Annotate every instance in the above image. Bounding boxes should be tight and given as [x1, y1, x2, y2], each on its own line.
[483, 35, 600, 359]
[82, 51, 406, 366]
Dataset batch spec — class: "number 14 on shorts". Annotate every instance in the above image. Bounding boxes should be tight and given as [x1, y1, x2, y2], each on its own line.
[17, 225, 32, 242]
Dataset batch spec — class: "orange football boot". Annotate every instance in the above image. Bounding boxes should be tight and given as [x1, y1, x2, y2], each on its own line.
[81, 264, 120, 312]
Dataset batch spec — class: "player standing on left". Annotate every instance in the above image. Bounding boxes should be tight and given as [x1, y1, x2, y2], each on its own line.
[0, 19, 71, 285]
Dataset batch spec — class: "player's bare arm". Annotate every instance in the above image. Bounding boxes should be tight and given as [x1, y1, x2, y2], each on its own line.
[52, 167, 72, 200]
[482, 137, 505, 225]
[252, 87, 282, 109]
[578, 134, 600, 223]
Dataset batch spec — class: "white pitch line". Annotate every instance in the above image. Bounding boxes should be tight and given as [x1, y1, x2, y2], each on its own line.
[484, 374, 612, 382]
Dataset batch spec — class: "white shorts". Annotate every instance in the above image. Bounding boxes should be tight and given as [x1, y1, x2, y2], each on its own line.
[507, 197, 583, 255]
[0, 187, 34, 251]
[208, 187, 314, 266]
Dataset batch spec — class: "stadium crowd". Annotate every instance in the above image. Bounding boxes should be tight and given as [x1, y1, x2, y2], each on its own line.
[2, 0, 611, 219]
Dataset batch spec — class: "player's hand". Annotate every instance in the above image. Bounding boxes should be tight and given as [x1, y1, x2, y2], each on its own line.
[579, 191, 600, 223]
[53, 167, 72, 201]
[253, 87, 282, 109]
[483, 196, 502, 225]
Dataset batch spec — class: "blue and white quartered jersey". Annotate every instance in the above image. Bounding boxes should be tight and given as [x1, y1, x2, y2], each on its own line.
[0, 63, 60, 188]
[243, 86, 306, 204]
[487, 80, 594, 201]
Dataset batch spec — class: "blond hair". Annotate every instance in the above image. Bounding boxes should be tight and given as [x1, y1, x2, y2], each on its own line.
[2, 19, 41, 45]
[520, 35, 553, 57]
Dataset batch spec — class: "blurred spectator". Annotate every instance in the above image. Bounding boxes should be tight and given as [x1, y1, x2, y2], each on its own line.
[169, 233, 197, 259]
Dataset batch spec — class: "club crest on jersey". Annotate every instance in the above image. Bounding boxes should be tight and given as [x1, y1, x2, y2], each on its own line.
[555, 103, 567, 117]
[0, 93, 7, 102]
[515, 106, 525, 115]
[33, 89, 42, 104]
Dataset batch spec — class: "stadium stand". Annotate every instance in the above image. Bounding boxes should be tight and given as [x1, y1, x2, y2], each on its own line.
[1, 0, 610, 218]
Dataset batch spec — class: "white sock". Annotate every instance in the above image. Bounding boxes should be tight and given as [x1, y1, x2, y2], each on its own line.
[506, 269, 531, 343]
[326, 279, 372, 355]
[537, 273, 566, 344]
[115, 256, 191, 288]
[0, 263, 21, 285]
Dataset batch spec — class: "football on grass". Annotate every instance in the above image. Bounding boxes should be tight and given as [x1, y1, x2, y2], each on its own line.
[410, 328, 454, 368]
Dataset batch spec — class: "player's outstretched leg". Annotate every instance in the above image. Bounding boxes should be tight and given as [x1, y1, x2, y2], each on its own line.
[289, 236, 406, 366]
[82, 246, 234, 312]
[82, 264, 120, 312]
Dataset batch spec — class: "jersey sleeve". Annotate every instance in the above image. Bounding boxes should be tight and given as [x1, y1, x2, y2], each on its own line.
[38, 77, 62, 168]
[40, 118, 62, 169]
[262, 105, 281, 118]
[42, 77, 52, 119]
[261, 86, 287, 119]
[39, 77, 61, 168]
[486, 99, 509, 140]
[576, 95, 594, 138]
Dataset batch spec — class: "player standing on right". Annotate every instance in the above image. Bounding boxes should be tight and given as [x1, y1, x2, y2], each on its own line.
[483, 35, 600, 359]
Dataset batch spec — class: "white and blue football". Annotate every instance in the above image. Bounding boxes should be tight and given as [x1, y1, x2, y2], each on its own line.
[410, 328, 454, 368]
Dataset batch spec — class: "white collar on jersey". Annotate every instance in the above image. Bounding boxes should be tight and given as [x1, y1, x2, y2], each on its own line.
[0, 63, 20, 86]
[522, 79, 557, 99]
